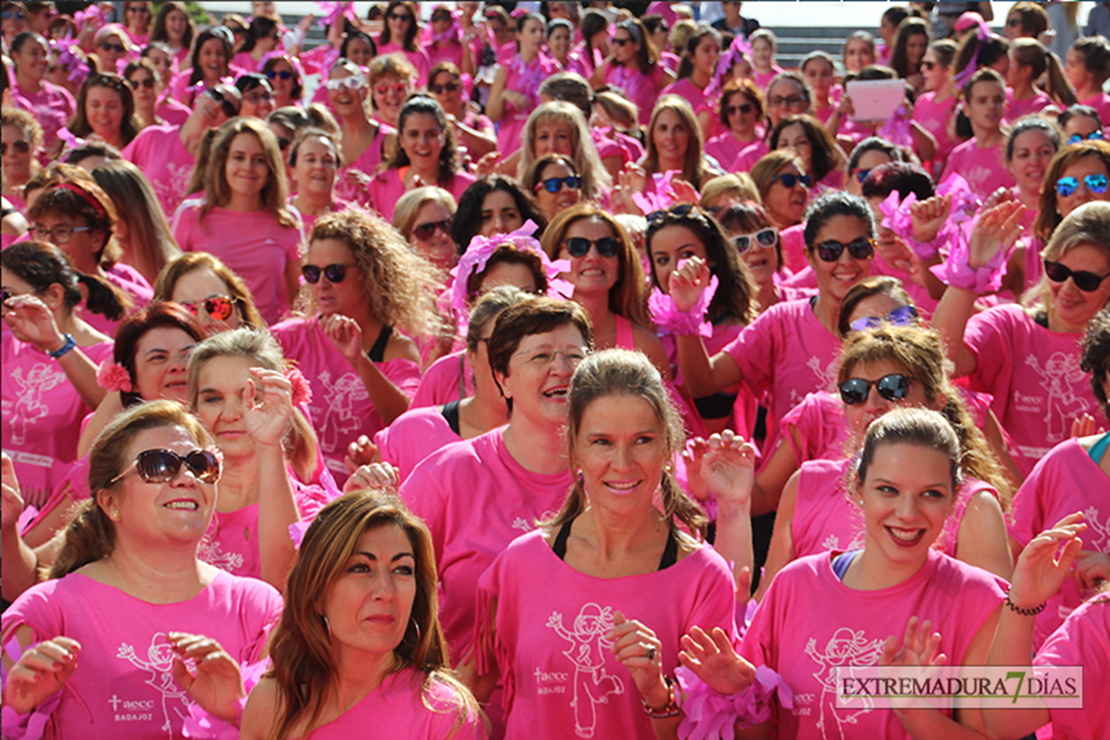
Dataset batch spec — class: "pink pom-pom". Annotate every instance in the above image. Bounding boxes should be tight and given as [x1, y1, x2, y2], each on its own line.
[96, 359, 133, 393]
[286, 367, 313, 406]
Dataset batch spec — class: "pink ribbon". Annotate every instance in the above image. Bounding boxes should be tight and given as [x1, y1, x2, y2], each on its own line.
[929, 227, 1009, 293]
[675, 664, 793, 739]
[706, 34, 753, 101]
[55, 127, 88, 153]
[878, 103, 914, 149]
[632, 170, 685, 215]
[937, 174, 981, 223]
[73, 4, 107, 31]
[953, 19, 994, 89]
[878, 190, 958, 261]
[50, 38, 90, 85]
[647, 258, 719, 337]
[316, 2, 357, 29]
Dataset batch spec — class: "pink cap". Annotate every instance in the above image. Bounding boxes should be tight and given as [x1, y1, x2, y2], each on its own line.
[954, 11, 985, 34]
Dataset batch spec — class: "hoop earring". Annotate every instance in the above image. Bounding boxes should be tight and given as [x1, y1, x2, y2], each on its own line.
[411, 618, 421, 641]
[322, 615, 332, 636]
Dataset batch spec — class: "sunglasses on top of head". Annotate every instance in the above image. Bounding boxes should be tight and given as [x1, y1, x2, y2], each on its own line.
[1067, 129, 1104, 145]
[108, 448, 222, 486]
[839, 373, 913, 405]
[848, 304, 918, 332]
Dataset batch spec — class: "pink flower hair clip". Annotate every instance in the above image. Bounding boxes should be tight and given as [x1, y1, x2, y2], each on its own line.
[96, 359, 133, 393]
[286, 366, 313, 406]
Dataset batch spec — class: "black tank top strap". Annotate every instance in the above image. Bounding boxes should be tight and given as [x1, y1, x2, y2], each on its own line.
[440, 400, 462, 435]
[552, 519, 574, 560]
[367, 324, 393, 362]
[658, 527, 679, 570]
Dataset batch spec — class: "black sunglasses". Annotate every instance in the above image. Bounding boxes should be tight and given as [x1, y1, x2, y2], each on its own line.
[411, 218, 452, 241]
[302, 263, 354, 283]
[108, 448, 222, 485]
[130, 76, 156, 89]
[613, 37, 632, 46]
[647, 203, 702, 225]
[0, 140, 30, 155]
[206, 88, 239, 118]
[1044, 259, 1110, 292]
[566, 237, 620, 258]
[839, 374, 913, 405]
[388, 12, 412, 22]
[266, 69, 294, 80]
[101, 42, 126, 53]
[724, 102, 754, 117]
[276, 135, 292, 150]
[431, 81, 459, 94]
[816, 237, 875, 263]
[775, 172, 812, 189]
[536, 175, 581, 194]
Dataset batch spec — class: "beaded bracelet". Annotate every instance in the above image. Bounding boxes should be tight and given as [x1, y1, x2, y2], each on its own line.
[1005, 592, 1046, 616]
[642, 676, 681, 719]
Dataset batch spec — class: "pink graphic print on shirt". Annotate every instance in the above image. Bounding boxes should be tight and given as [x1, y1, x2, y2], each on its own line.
[115, 632, 192, 736]
[804, 628, 886, 740]
[316, 370, 370, 451]
[8, 362, 66, 445]
[546, 602, 626, 739]
[790, 355, 840, 410]
[1022, 352, 1090, 446]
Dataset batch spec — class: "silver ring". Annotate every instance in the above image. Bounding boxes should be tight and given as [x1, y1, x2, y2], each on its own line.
[646, 646, 657, 661]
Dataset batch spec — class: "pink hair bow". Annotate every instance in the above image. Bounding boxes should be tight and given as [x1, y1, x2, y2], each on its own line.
[96, 359, 133, 393]
[316, 1, 357, 29]
[73, 4, 107, 31]
[878, 190, 957, 261]
[706, 34, 753, 101]
[937, 174, 981, 223]
[55, 127, 89, 154]
[952, 18, 994, 89]
[50, 38, 90, 84]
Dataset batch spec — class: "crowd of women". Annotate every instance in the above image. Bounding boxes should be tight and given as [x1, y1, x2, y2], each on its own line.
[1, 1, 1109, 738]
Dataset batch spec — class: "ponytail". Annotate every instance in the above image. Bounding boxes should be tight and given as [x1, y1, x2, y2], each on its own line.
[1044, 50, 1078, 108]
[47, 499, 115, 579]
[78, 272, 131, 321]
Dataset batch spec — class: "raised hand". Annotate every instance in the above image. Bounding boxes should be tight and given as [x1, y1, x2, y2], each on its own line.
[669, 179, 700, 205]
[1070, 413, 1105, 438]
[879, 616, 945, 668]
[2, 636, 82, 714]
[169, 632, 245, 725]
[343, 462, 399, 494]
[681, 438, 710, 502]
[241, 368, 294, 449]
[609, 612, 668, 704]
[981, 186, 1018, 213]
[320, 314, 363, 363]
[699, 430, 757, 506]
[1, 294, 66, 352]
[344, 434, 379, 471]
[678, 625, 756, 695]
[668, 256, 711, 313]
[876, 231, 918, 278]
[968, 201, 1026, 270]
[474, 151, 501, 179]
[1010, 512, 1087, 611]
[2, 453, 24, 533]
[909, 193, 952, 244]
[1073, 551, 1110, 593]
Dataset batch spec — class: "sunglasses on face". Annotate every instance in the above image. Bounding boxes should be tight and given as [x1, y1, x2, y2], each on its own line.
[130, 76, 156, 89]
[2, 10, 25, 20]
[432, 14, 452, 23]
[535, 175, 581, 194]
[816, 236, 875, 262]
[1055, 173, 1110, 197]
[108, 448, 222, 486]
[848, 304, 919, 333]
[179, 295, 237, 322]
[854, 168, 872, 184]
[733, 227, 778, 253]
[769, 95, 806, 107]
[411, 218, 452, 241]
[839, 373, 913, 405]
[724, 102, 754, 117]
[101, 42, 126, 53]
[613, 37, 633, 46]
[276, 136, 292, 150]
[1044, 259, 1110, 292]
[245, 91, 273, 105]
[375, 82, 407, 96]
[566, 236, 620, 258]
[326, 76, 364, 92]
[302, 263, 354, 284]
[388, 12, 412, 22]
[0, 140, 30, 155]
[267, 69, 294, 80]
[431, 81, 459, 94]
[206, 88, 239, 117]
[775, 172, 812, 189]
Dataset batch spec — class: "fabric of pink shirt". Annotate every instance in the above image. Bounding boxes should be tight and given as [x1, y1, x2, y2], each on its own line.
[1, 336, 113, 506]
[791, 457, 991, 559]
[155, 96, 191, 126]
[942, 138, 1016, 202]
[398, 428, 574, 662]
[704, 132, 757, 174]
[731, 138, 769, 173]
[271, 317, 421, 482]
[1079, 91, 1110, 127]
[295, 667, 485, 739]
[912, 91, 959, 164]
[1005, 88, 1057, 123]
[776, 390, 850, 466]
[962, 304, 1100, 473]
[366, 168, 475, 223]
[1011, 437, 1110, 647]
[373, 404, 465, 484]
[173, 202, 303, 325]
[121, 124, 196, 219]
[476, 530, 735, 740]
[722, 297, 843, 427]
[289, 196, 353, 234]
[778, 223, 808, 275]
[604, 63, 667, 127]
[661, 77, 714, 129]
[333, 123, 395, 206]
[496, 54, 561, 157]
[1035, 591, 1110, 740]
[13, 80, 75, 158]
[752, 65, 784, 92]
[412, 350, 474, 408]
[1, 570, 281, 740]
[377, 41, 432, 86]
[740, 549, 1006, 740]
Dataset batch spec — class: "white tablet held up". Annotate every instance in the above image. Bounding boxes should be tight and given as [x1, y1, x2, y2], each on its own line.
[844, 79, 906, 122]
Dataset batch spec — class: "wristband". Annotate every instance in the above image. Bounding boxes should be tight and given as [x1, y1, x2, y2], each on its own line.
[47, 334, 76, 360]
[1005, 591, 1046, 616]
[642, 675, 680, 719]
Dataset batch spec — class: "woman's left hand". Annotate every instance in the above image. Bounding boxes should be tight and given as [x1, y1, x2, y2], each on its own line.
[700, 430, 757, 506]
[609, 612, 668, 705]
[502, 90, 529, 109]
[241, 368, 293, 448]
[169, 632, 245, 726]
[320, 314, 363, 363]
[343, 462, 399, 494]
[1, 294, 65, 352]
[879, 616, 945, 668]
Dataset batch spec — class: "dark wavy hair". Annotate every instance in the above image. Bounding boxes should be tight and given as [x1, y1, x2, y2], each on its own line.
[378, 1, 420, 51]
[768, 113, 843, 183]
[452, 176, 547, 256]
[0, 241, 129, 321]
[68, 73, 141, 147]
[187, 27, 233, 87]
[386, 94, 460, 187]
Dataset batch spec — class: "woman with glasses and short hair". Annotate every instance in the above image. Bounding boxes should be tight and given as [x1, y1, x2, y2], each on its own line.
[393, 186, 458, 273]
[234, 73, 275, 120]
[732, 72, 812, 172]
[704, 79, 764, 176]
[427, 61, 496, 164]
[0, 106, 43, 213]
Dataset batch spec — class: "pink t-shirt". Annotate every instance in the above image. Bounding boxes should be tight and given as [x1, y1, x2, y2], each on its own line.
[776, 390, 850, 466]
[1005, 88, 1057, 123]
[752, 65, 784, 92]
[731, 139, 769, 173]
[704, 132, 757, 176]
[295, 667, 484, 739]
[476, 530, 735, 740]
[398, 428, 574, 660]
[962, 304, 1100, 473]
[333, 124, 396, 206]
[372, 404, 465, 484]
[412, 350, 473, 408]
[1011, 437, 1110, 647]
[722, 297, 843, 427]
[912, 91, 958, 163]
[1035, 592, 1110, 739]
[1079, 91, 1110, 127]
[604, 64, 667, 127]
[779, 223, 808, 274]
[156, 96, 193, 126]
[173, 202, 303, 325]
[661, 77, 714, 129]
[377, 42, 432, 86]
[271, 317, 422, 482]
[496, 54, 562, 157]
[121, 124, 196, 219]
[13, 80, 75, 158]
[741, 549, 1006, 740]
[1, 335, 113, 505]
[942, 138, 1015, 202]
[1, 571, 281, 740]
[366, 168, 475, 223]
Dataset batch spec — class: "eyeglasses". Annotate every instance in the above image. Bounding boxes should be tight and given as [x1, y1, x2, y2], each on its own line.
[302, 263, 356, 283]
[411, 218, 452, 241]
[326, 76, 364, 92]
[513, 347, 589, 367]
[732, 227, 778, 253]
[848, 304, 919, 332]
[206, 88, 239, 117]
[920, 60, 936, 70]
[854, 168, 872, 184]
[430, 81, 459, 94]
[101, 42, 126, 53]
[266, 69, 294, 81]
[388, 12, 412, 22]
[1067, 129, 1105, 145]
[245, 91, 274, 105]
[566, 236, 620, 258]
[374, 82, 408, 96]
[179, 295, 237, 322]
[0, 140, 30, 155]
[28, 224, 91, 244]
[724, 102, 754, 116]
[1055, 173, 1109, 197]
[816, 236, 875, 262]
[774, 172, 813, 189]
[1044, 259, 1110, 292]
[613, 37, 633, 46]
[839, 374, 913, 405]
[769, 95, 807, 107]
[108, 448, 222, 486]
[2, 10, 25, 20]
[129, 76, 156, 89]
[535, 175, 581, 194]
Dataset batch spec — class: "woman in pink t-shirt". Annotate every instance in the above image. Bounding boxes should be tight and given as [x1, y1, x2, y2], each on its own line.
[595, 18, 674, 128]
[325, 59, 397, 209]
[934, 199, 1109, 476]
[427, 61, 497, 167]
[8, 32, 75, 158]
[154, 252, 267, 333]
[367, 95, 475, 224]
[121, 2, 152, 48]
[748, 29, 784, 93]
[800, 51, 838, 126]
[1065, 35, 1110, 126]
[942, 69, 1016, 201]
[913, 40, 960, 174]
[473, 350, 741, 739]
[704, 79, 764, 171]
[768, 114, 847, 196]
[172, 117, 302, 326]
[423, 5, 474, 79]
[66, 71, 142, 153]
[1006, 39, 1074, 123]
[241, 491, 484, 740]
[1, 401, 282, 740]
[660, 26, 723, 141]
[176, 27, 234, 106]
[636, 95, 722, 192]
[0, 107, 42, 211]
[368, 53, 417, 131]
[149, 3, 194, 70]
[376, 1, 431, 87]
[272, 209, 442, 482]
[750, 150, 811, 239]
[488, 13, 560, 159]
